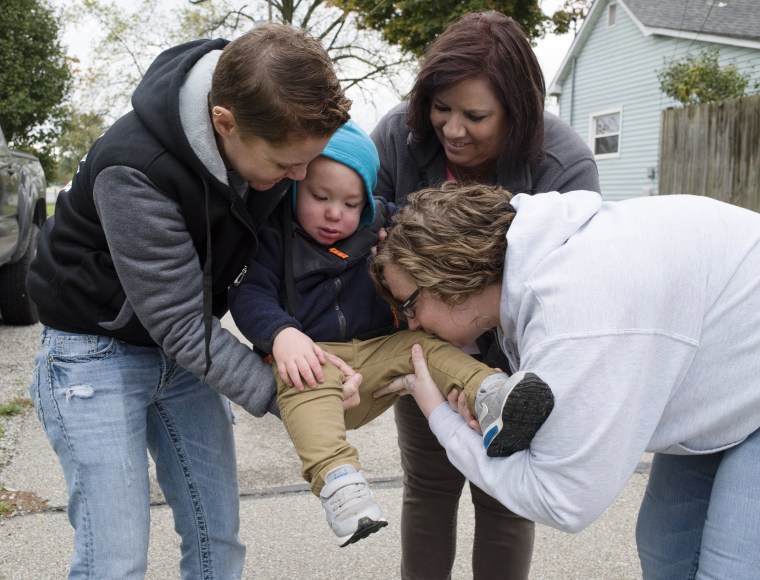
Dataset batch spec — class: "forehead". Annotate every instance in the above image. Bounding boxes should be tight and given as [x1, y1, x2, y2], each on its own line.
[305, 156, 360, 182]
[382, 263, 416, 297]
[262, 134, 331, 166]
[435, 77, 500, 108]
[299, 157, 365, 199]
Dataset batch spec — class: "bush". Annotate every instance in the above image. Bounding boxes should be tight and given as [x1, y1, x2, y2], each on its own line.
[657, 47, 754, 106]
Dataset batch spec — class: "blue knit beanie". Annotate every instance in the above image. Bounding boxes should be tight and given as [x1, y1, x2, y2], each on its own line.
[293, 119, 380, 227]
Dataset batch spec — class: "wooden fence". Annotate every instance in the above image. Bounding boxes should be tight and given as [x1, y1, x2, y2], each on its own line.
[659, 94, 760, 212]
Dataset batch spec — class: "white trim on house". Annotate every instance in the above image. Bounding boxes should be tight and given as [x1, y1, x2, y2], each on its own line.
[607, 3, 618, 27]
[639, 28, 760, 49]
[589, 107, 623, 159]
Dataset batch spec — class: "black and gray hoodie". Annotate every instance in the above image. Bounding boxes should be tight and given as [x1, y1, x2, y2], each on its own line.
[28, 39, 287, 416]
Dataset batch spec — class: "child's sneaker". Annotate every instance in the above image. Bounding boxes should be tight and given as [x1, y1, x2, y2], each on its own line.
[319, 464, 388, 547]
[476, 371, 554, 457]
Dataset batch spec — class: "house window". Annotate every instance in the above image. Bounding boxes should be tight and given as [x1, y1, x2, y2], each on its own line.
[608, 3, 617, 26]
[590, 109, 622, 157]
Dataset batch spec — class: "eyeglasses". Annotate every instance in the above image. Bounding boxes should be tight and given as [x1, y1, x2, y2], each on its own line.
[397, 288, 420, 320]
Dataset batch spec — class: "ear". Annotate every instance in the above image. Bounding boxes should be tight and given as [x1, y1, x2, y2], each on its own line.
[211, 106, 236, 137]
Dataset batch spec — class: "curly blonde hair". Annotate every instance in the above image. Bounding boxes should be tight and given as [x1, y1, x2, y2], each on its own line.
[371, 182, 517, 308]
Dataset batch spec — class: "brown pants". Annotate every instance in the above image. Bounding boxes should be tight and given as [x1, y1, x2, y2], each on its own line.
[395, 394, 535, 580]
[275, 330, 494, 495]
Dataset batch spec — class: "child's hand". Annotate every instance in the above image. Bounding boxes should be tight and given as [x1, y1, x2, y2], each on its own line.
[272, 328, 326, 390]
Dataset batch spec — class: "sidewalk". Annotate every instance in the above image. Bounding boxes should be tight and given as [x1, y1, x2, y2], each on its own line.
[0, 318, 647, 579]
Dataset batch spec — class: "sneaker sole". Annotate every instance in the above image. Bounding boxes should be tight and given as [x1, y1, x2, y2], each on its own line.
[484, 371, 554, 458]
[337, 517, 388, 548]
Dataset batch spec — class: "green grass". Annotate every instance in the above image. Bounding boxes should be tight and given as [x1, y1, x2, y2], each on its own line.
[0, 397, 32, 418]
[46, 202, 56, 216]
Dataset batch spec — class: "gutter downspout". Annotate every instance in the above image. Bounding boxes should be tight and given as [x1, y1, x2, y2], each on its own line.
[570, 56, 577, 127]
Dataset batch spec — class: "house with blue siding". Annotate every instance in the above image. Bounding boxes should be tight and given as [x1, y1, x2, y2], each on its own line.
[549, 0, 760, 200]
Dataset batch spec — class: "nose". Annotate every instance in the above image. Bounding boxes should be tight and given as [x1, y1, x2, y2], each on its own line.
[442, 115, 465, 140]
[406, 317, 420, 330]
[287, 165, 308, 181]
[325, 204, 341, 221]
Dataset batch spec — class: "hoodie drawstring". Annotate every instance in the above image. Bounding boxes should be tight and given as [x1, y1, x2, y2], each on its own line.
[282, 195, 297, 316]
[202, 180, 213, 378]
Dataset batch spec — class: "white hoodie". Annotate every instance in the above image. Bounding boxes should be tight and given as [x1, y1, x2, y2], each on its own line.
[428, 191, 760, 533]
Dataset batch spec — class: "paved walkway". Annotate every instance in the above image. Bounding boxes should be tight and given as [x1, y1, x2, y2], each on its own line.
[0, 317, 646, 578]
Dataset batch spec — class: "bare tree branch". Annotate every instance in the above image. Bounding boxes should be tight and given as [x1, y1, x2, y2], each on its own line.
[75, 0, 416, 123]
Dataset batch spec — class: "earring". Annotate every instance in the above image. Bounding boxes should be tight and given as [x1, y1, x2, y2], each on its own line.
[212, 107, 223, 117]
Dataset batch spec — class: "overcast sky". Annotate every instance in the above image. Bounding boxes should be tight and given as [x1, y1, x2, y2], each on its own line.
[58, 0, 575, 130]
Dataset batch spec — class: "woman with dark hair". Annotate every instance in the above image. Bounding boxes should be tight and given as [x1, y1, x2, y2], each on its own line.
[371, 11, 600, 579]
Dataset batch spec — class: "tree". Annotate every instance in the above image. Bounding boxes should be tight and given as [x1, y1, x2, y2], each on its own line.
[75, 0, 415, 123]
[0, 0, 72, 177]
[327, 0, 592, 56]
[549, 0, 592, 36]
[52, 109, 107, 185]
[657, 47, 758, 106]
[70, 0, 592, 135]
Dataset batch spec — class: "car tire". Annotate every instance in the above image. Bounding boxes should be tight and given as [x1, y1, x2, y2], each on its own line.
[0, 224, 40, 325]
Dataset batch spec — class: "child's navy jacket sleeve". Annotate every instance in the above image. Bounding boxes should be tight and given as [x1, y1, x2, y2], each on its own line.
[228, 224, 299, 354]
[375, 195, 398, 224]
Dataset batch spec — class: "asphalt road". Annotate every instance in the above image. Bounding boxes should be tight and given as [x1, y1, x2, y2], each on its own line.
[0, 319, 646, 578]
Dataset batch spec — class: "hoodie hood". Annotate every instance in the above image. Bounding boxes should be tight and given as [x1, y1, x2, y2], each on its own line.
[131, 38, 230, 187]
[500, 190, 603, 356]
[293, 119, 380, 227]
[130, 37, 292, 377]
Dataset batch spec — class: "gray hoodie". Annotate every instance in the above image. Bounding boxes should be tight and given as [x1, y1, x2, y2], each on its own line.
[429, 191, 760, 532]
[31, 42, 283, 416]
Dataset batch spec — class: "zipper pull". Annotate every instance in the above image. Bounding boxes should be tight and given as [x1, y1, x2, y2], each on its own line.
[232, 265, 248, 287]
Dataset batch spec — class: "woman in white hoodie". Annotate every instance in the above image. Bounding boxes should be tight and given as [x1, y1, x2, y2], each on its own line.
[370, 182, 760, 579]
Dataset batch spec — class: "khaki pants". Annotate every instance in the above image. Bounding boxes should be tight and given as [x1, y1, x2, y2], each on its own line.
[276, 330, 494, 495]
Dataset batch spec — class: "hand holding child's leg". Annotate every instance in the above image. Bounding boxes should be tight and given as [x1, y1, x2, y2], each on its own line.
[323, 351, 362, 410]
[448, 389, 481, 434]
[404, 343, 554, 457]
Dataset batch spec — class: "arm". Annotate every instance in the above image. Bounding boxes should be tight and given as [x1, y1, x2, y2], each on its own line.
[547, 157, 600, 194]
[271, 327, 326, 390]
[410, 332, 697, 533]
[374, 195, 399, 223]
[227, 226, 301, 354]
[371, 104, 408, 204]
[229, 242, 329, 390]
[94, 167, 277, 416]
[538, 112, 601, 194]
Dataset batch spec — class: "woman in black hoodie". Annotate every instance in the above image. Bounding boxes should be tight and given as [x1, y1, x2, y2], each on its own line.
[27, 24, 352, 578]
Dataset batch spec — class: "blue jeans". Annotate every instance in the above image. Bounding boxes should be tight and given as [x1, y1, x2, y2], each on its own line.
[636, 426, 760, 579]
[29, 326, 245, 579]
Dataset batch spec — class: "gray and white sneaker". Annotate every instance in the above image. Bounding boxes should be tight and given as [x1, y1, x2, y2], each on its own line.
[319, 464, 388, 547]
[476, 371, 554, 457]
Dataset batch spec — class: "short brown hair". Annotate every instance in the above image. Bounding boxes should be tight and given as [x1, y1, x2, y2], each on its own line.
[371, 182, 517, 308]
[210, 24, 351, 144]
[406, 11, 546, 171]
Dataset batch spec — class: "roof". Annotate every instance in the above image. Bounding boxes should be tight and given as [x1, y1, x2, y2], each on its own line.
[624, 0, 760, 43]
[548, 0, 760, 95]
